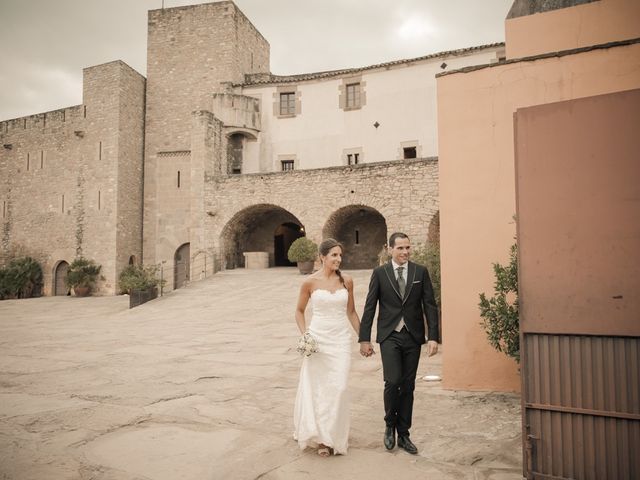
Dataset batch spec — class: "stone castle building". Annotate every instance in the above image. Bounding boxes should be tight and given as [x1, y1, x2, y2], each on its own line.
[0, 1, 503, 295]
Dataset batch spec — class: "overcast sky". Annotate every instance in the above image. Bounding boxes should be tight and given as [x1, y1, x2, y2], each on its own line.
[0, 0, 513, 121]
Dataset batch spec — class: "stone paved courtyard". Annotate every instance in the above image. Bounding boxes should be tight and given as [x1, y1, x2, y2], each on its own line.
[0, 268, 523, 480]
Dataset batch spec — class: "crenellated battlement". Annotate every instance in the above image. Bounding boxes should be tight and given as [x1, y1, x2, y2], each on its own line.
[0, 105, 85, 136]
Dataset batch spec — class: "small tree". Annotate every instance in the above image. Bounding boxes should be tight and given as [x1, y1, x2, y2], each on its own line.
[479, 244, 519, 363]
[287, 237, 318, 263]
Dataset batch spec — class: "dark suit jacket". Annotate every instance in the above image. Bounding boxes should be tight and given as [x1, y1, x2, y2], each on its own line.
[359, 261, 440, 345]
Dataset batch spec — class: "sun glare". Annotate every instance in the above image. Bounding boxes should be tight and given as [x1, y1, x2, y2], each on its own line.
[397, 16, 435, 40]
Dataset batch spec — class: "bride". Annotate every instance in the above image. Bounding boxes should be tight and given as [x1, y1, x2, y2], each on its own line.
[293, 238, 361, 457]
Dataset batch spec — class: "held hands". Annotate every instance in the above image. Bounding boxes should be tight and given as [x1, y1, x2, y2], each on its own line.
[359, 342, 375, 357]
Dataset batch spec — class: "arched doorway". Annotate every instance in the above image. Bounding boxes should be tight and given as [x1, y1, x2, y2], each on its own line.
[174, 243, 190, 289]
[274, 222, 305, 266]
[53, 260, 69, 296]
[323, 205, 387, 269]
[128, 255, 136, 265]
[221, 204, 304, 269]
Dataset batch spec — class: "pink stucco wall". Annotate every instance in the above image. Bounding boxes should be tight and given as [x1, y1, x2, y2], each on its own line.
[437, 41, 640, 391]
[506, 0, 640, 59]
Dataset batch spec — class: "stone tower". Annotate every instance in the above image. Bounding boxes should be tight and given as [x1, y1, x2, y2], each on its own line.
[0, 61, 145, 295]
[142, 1, 270, 281]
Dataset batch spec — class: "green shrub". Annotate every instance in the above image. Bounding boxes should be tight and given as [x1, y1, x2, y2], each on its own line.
[479, 244, 519, 363]
[0, 269, 9, 299]
[0, 256, 43, 300]
[66, 257, 102, 289]
[118, 264, 163, 294]
[410, 243, 441, 308]
[287, 237, 318, 263]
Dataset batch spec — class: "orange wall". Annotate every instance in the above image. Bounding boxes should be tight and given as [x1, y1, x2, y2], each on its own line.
[506, 0, 640, 59]
[437, 42, 640, 391]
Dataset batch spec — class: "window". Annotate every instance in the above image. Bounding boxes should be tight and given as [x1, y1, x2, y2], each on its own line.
[274, 87, 300, 118]
[177, 170, 181, 187]
[346, 83, 361, 109]
[403, 147, 417, 159]
[228, 133, 244, 174]
[339, 77, 366, 111]
[343, 148, 363, 166]
[355, 229, 360, 245]
[281, 160, 295, 171]
[279, 92, 296, 116]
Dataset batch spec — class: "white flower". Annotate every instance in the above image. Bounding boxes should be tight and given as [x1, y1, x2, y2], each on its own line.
[296, 331, 319, 357]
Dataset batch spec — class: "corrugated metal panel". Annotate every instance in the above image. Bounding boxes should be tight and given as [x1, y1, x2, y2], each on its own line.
[523, 334, 640, 480]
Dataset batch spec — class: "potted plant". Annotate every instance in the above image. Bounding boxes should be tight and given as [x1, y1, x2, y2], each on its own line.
[118, 264, 165, 308]
[65, 257, 102, 297]
[287, 237, 318, 274]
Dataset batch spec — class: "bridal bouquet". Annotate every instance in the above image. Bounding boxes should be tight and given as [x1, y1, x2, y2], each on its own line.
[296, 331, 319, 357]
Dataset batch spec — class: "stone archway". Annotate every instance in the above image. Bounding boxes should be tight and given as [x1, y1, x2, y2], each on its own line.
[274, 222, 304, 266]
[221, 204, 304, 269]
[53, 260, 69, 296]
[323, 205, 387, 269]
[174, 243, 190, 289]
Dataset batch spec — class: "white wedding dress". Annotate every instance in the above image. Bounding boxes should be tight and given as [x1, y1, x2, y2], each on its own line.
[293, 288, 353, 454]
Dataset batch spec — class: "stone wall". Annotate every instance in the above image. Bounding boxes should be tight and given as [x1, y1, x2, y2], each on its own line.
[204, 158, 439, 276]
[0, 61, 145, 295]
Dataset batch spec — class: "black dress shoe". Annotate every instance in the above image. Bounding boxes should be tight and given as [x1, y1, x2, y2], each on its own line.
[384, 426, 396, 450]
[397, 435, 418, 454]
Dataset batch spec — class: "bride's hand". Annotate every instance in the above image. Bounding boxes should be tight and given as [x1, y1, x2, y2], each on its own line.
[359, 342, 375, 357]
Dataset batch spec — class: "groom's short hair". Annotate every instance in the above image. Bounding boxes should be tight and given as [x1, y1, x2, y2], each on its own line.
[389, 232, 409, 247]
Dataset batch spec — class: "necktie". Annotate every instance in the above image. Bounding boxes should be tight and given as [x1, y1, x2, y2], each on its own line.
[397, 266, 406, 297]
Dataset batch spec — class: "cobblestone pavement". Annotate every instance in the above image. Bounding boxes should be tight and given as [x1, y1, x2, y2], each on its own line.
[0, 267, 523, 480]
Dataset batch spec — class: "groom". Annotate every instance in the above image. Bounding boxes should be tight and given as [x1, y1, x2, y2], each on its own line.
[359, 232, 440, 454]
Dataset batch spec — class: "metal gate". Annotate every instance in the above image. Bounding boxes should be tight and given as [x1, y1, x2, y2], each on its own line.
[515, 89, 640, 479]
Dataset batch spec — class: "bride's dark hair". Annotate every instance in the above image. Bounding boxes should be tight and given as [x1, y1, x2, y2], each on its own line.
[319, 238, 345, 286]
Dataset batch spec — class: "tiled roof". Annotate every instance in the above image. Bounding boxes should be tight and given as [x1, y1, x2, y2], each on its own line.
[437, 37, 640, 77]
[240, 42, 505, 86]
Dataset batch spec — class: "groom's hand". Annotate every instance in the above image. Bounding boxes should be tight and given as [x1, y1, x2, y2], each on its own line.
[359, 342, 375, 357]
[426, 340, 438, 357]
